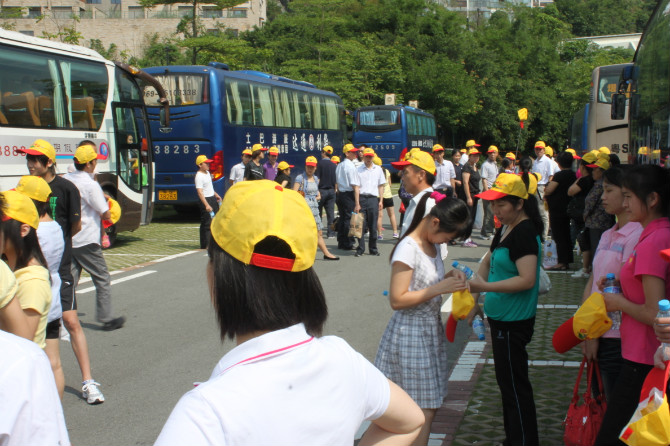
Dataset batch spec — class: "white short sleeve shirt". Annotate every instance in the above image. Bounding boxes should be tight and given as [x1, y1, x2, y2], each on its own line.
[195, 171, 215, 197]
[155, 324, 390, 446]
[335, 159, 360, 192]
[229, 163, 245, 185]
[63, 170, 109, 248]
[531, 155, 554, 185]
[353, 164, 386, 196]
[37, 221, 64, 323]
[433, 160, 456, 190]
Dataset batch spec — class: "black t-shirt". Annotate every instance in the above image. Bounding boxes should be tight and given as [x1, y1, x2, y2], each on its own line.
[315, 158, 336, 189]
[546, 169, 577, 212]
[575, 175, 594, 201]
[47, 175, 81, 238]
[275, 173, 293, 189]
[491, 219, 540, 262]
[461, 163, 481, 196]
[244, 161, 265, 181]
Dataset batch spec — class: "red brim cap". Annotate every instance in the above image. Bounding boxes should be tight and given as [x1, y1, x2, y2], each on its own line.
[586, 163, 599, 168]
[446, 315, 458, 342]
[487, 149, 498, 153]
[391, 160, 411, 170]
[203, 159, 213, 163]
[552, 317, 581, 353]
[259, 148, 268, 151]
[469, 151, 481, 155]
[475, 189, 509, 201]
[96, 153, 108, 161]
[17, 148, 46, 156]
[305, 162, 317, 166]
[363, 154, 375, 157]
[661, 249, 670, 262]
[573, 155, 581, 159]
[433, 148, 444, 152]
[469, 144, 481, 147]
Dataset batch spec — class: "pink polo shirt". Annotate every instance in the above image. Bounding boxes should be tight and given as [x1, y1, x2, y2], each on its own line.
[619, 218, 670, 365]
[590, 221, 643, 338]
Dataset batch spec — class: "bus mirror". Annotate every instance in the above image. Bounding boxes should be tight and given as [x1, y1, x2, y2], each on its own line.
[621, 65, 634, 81]
[611, 94, 626, 120]
[159, 108, 172, 133]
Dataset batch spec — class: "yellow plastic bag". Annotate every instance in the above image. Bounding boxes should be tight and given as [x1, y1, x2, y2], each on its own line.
[620, 364, 670, 446]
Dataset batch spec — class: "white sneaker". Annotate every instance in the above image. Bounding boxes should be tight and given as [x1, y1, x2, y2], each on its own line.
[571, 270, 590, 279]
[82, 380, 105, 405]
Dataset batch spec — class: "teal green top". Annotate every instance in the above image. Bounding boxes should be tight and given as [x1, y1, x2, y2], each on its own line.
[483, 219, 542, 322]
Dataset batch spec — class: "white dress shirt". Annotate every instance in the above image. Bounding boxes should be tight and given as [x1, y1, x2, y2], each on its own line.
[532, 155, 554, 185]
[335, 158, 359, 192]
[63, 170, 108, 248]
[353, 164, 386, 196]
[433, 160, 456, 190]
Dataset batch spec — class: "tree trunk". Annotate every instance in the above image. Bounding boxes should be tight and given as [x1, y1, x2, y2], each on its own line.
[191, 0, 197, 64]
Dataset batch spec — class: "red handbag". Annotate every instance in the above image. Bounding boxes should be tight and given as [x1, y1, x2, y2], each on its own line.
[563, 358, 607, 446]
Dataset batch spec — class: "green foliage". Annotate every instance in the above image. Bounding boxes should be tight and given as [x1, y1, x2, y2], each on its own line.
[89, 39, 131, 63]
[554, 0, 656, 37]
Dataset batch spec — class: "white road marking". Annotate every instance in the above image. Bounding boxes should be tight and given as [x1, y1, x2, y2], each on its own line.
[449, 341, 487, 381]
[103, 254, 169, 256]
[77, 270, 156, 294]
[151, 250, 200, 264]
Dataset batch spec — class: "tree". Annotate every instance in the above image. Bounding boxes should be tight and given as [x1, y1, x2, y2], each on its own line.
[139, 0, 242, 63]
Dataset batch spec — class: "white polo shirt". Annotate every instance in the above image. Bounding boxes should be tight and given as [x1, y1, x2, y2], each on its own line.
[155, 323, 390, 446]
[532, 155, 553, 185]
[0, 331, 70, 446]
[63, 170, 109, 248]
[195, 171, 215, 197]
[353, 164, 386, 197]
[229, 162, 245, 185]
[335, 158, 359, 192]
[433, 159, 456, 190]
[480, 159, 499, 189]
[37, 221, 64, 323]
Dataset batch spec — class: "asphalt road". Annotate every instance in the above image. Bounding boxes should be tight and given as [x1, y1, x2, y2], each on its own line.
[60, 214, 490, 445]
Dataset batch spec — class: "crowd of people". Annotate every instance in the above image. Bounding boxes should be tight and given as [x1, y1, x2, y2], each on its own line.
[3, 136, 670, 446]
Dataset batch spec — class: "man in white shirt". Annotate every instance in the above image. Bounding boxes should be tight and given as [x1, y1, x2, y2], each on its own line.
[531, 141, 553, 239]
[229, 149, 252, 187]
[195, 154, 222, 249]
[64, 143, 125, 332]
[352, 148, 386, 257]
[432, 144, 456, 197]
[392, 149, 437, 237]
[479, 145, 500, 239]
[335, 144, 361, 250]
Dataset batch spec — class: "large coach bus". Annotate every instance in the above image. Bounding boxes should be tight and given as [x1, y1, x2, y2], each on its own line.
[0, 28, 169, 239]
[612, 0, 670, 166]
[351, 105, 437, 169]
[142, 63, 347, 206]
[569, 64, 632, 161]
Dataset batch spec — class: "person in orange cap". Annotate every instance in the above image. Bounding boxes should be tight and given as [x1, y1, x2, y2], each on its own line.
[531, 141, 552, 239]
[229, 149, 252, 187]
[244, 144, 267, 181]
[468, 173, 544, 446]
[479, 145, 500, 240]
[335, 144, 361, 250]
[461, 147, 482, 247]
[263, 146, 280, 181]
[316, 145, 337, 239]
[350, 148, 386, 256]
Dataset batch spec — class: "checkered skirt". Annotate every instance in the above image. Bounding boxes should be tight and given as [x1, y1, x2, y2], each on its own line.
[374, 238, 448, 408]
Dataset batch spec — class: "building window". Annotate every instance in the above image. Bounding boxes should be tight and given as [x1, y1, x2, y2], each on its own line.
[128, 6, 144, 19]
[228, 9, 247, 18]
[202, 7, 222, 18]
[177, 6, 192, 17]
[86, 0, 102, 3]
[51, 7, 72, 19]
[27, 7, 42, 18]
[19, 30, 35, 36]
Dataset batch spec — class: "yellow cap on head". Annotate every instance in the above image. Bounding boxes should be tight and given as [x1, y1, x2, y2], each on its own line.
[331, 156, 340, 164]
[467, 148, 481, 156]
[598, 147, 611, 155]
[476, 173, 529, 201]
[534, 141, 546, 149]
[195, 154, 213, 166]
[323, 145, 333, 154]
[391, 149, 436, 175]
[465, 140, 480, 148]
[1, 190, 39, 229]
[343, 143, 359, 154]
[362, 148, 375, 157]
[432, 144, 445, 152]
[305, 156, 318, 166]
[242, 149, 252, 156]
[487, 145, 499, 153]
[19, 139, 56, 162]
[545, 146, 554, 157]
[373, 155, 382, 166]
[505, 152, 516, 160]
[16, 175, 52, 203]
[268, 146, 280, 155]
[74, 144, 106, 164]
[277, 161, 293, 171]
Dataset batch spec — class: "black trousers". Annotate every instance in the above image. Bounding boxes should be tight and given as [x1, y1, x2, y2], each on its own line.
[198, 195, 219, 249]
[488, 317, 539, 446]
[357, 195, 379, 254]
[594, 359, 653, 446]
[318, 188, 336, 237]
[466, 197, 479, 238]
[336, 191, 355, 249]
[549, 210, 573, 265]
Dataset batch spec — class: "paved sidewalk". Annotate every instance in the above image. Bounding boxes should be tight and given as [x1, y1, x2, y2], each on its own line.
[434, 270, 590, 446]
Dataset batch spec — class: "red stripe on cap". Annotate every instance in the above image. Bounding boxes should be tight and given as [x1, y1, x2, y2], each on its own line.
[250, 253, 295, 271]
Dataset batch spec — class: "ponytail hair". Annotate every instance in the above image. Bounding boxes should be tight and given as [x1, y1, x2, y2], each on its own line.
[390, 192, 471, 260]
[623, 164, 670, 219]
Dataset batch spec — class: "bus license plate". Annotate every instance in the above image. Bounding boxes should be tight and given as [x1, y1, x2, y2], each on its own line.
[158, 190, 177, 201]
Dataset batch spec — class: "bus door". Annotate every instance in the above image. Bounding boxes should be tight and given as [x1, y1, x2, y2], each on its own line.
[112, 102, 153, 227]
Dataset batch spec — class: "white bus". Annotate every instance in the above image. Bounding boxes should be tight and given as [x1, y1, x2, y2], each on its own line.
[0, 28, 169, 241]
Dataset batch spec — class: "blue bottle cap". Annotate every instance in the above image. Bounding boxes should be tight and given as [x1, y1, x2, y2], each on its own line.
[382, 290, 388, 296]
[660, 300, 670, 312]
[606, 273, 615, 280]
[451, 261, 459, 268]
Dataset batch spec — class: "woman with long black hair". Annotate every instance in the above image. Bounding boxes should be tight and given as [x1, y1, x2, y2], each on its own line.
[468, 173, 543, 446]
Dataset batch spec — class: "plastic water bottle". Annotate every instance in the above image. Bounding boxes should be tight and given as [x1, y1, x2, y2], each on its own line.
[472, 315, 486, 340]
[452, 261, 476, 280]
[209, 210, 215, 218]
[603, 273, 621, 293]
[658, 300, 670, 362]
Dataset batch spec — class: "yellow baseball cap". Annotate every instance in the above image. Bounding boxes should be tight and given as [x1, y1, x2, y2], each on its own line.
[598, 146, 611, 155]
[242, 149, 252, 156]
[465, 139, 480, 148]
[195, 154, 213, 166]
[460, 148, 467, 154]
[565, 148, 580, 160]
[74, 144, 107, 164]
[534, 141, 546, 149]
[545, 146, 554, 157]
[505, 152, 516, 160]
[268, 146, 279, 155]
[432, 144, 445, 152]
[362, 148, 375, 157]
[487, 145, 499, 153]
[305, 156, 318, 166]
[587, 157, 610, 170]
[391, 149, 436, 175]
[467, 148, 481, 156]
[476, 173, 529, 201]
[18, 139, 56, 162]
[527, 172, 541, 195]
[323, 145, 333, 154]
[210, 180, 317, 272]
[553, 292, 612, 353]
[581, 151, 598, 164]
[1, 190, 39, 229]
[343, 143, 359, 154]
[15, 175, 52, 202]
[331, 156, 340, 164]
[373, 155, 382, 166]
[252, 143, 267, 152]
[638, 146, 649, 156]
[277, 161, 293, 171]
[103, 197, 122, 229]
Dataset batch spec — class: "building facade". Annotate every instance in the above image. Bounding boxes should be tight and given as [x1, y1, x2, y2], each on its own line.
[0, 0, 266, 59]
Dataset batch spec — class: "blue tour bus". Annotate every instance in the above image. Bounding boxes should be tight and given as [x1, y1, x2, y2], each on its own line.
[142, 63, 346, 206]
[351, 105, 437, 169]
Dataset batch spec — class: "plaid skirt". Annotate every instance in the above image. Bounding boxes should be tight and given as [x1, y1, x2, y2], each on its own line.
[374, 308, 448, 408]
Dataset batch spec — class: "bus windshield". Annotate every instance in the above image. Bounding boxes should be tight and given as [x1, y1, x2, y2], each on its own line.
[357, 109, 400, 131]
[144, 73, 208, 107]
[596, 67, 623, 104]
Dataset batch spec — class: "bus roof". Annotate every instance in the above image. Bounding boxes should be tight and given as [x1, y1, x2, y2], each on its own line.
[0, 28, 107, 61]
[356, 104, 433, 116]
